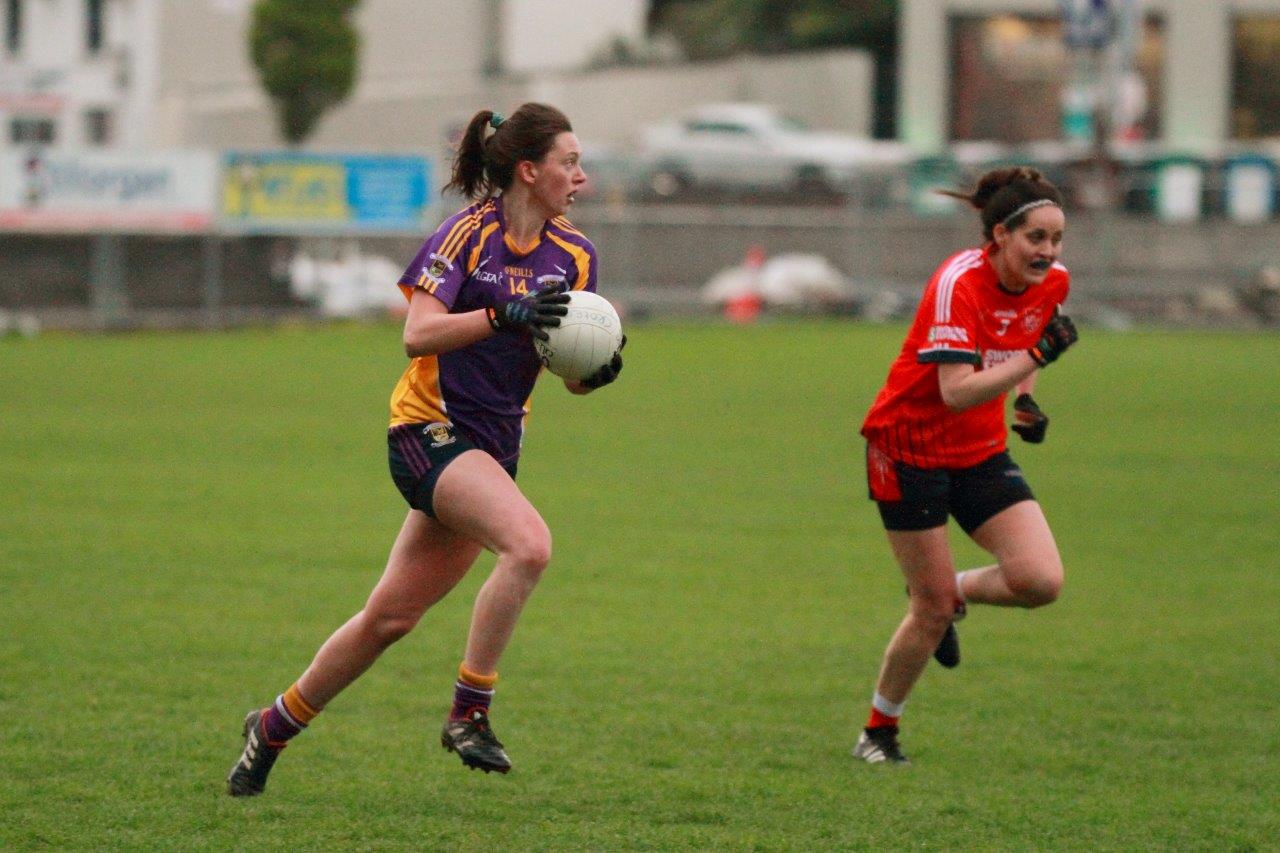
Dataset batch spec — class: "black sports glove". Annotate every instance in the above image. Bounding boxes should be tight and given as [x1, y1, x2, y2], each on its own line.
[1028, 314, 1078, 367]
[580, 335, 627, 390]
[486, 288, 570, 341]
[1011, 393, 1048, 444]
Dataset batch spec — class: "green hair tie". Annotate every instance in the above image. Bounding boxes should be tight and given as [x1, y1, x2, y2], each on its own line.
[488, 113, 505, 129]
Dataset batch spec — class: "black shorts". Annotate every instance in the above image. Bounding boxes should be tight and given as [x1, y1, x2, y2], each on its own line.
[387, 422, 517, 518]
[866, 445, 1035, 535]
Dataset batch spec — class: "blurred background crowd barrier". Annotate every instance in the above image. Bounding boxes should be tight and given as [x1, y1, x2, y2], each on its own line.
[4, 144, 1280, 333]
[5, 0, 1280, 333]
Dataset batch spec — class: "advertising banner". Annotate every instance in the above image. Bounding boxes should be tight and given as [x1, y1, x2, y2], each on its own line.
[221, 152, 432, 233]
[0, 149, 218, 233]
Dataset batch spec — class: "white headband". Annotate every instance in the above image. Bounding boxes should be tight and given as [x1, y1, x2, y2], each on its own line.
[1001, 198, 1059, 227]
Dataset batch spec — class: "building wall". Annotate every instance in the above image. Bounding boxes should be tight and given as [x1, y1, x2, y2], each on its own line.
[153, 0, 649, 151]
[0, 0, 159, 149]
[900, 0, 1280, 153]
[155, 2, 871, 159]
[503, 0, 649, 73]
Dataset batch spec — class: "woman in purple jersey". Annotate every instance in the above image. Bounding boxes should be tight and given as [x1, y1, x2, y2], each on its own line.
[228, 103, 625, 795]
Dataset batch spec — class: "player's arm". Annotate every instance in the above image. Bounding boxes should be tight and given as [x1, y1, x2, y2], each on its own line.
[939, 312, 1078, 411]
[937, 355, 1039, 411]
[404, 287, 570, 357]
[402, 289, 493, 357]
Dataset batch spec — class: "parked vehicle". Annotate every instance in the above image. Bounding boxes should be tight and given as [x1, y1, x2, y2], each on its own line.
[639, 103, 909, 198]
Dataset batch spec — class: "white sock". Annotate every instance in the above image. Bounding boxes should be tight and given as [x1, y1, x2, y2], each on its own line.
[872, 692, 905, 718]
[955, 570, 972, 603]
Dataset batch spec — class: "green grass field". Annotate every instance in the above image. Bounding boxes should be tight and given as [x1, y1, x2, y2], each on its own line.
[2, 320, 1278, 850]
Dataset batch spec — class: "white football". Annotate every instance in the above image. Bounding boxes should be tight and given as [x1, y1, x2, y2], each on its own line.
[534, 290, 624, 381]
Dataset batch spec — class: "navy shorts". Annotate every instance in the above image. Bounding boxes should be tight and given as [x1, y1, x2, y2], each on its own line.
[387, 422, 516, 518]
[866, 444, 1035, 535]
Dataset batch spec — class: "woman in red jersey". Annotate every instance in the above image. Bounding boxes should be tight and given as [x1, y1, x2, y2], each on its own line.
[227, 104, 625, 795]
[853, 167, 1079, 764]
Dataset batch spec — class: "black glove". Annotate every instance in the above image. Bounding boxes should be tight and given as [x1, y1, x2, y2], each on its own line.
[1028, 314, 1078, 367]
[486, 287, 570, 341]
[581, 335, 626, 389]
[1011, 393, 1048, 444]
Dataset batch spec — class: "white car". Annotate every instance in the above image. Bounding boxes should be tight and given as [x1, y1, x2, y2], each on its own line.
[640, 103, 909, 197]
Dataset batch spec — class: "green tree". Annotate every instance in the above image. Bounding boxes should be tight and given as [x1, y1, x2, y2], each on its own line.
[249, 0, 361, 145]
[648, 0, 899, 138]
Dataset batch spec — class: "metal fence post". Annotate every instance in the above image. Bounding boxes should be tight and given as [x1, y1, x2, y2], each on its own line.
[89, 234, 127, 329]
[202, 235, 223, 329]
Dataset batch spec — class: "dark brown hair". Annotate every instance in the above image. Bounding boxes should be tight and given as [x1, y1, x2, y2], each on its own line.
[445, 103, 573, 199]
[939, 166, 1064, 240]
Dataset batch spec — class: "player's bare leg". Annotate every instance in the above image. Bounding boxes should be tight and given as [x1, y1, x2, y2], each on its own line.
[855, 526, 957, 764]
[229, 512, 482, 796]
[959, 501, 1063, 609]
[431, 449, 553, 773]
[297, 511, 484, 705]
[877, 527, 958, 702]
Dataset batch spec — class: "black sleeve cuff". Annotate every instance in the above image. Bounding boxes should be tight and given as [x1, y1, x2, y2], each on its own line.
[918, 349, 981, 366]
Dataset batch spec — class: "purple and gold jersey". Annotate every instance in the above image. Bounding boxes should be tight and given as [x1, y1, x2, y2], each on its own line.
[389, 196, 598, 465]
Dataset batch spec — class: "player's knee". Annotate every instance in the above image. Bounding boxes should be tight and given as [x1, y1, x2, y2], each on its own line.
[909, 593, 956, 636]
[363, 610, 420, 646]
[1008, 561, 1063, 608]
[506, 520, 552, 578]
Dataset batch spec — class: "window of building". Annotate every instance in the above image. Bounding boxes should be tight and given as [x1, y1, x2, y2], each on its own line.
[11, 116, 56, 144]
[85, 108, 113, 145]
[5, 0, 22, 54]
[1232, 17, 1280, 139]
[948, 14, 1164, 144]
[86, 0, 104, 53]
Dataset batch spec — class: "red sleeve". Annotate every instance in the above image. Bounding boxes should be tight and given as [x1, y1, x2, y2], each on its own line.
[918, 275, 981, 366]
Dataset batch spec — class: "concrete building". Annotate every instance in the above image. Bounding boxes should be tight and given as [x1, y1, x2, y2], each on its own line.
[900, 0, 1280, 154]
[0, 0, 649, 153]
[1, 0, 161, 149]
[152, 0, 866, 154]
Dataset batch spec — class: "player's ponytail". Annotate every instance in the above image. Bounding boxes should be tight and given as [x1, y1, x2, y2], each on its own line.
[445, 103, 573, 200]
[939, 166, 1063, 239]
[446, 110, 499, 199]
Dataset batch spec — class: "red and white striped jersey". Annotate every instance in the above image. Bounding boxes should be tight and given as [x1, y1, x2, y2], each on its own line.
[861, 245, 1070, 469]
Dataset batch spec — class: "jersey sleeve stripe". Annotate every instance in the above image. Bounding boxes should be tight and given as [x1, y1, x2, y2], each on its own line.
[934, 250, 983, 324]
[439, 200, 494, 262]
[435, 204, 483, 260]
[466, 222, 501, 274]
[551, 216, 586, 239]
[439, 212, 482, 261]
[547, 232, 592, 289]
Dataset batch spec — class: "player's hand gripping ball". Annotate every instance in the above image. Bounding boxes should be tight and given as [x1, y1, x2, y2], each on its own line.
[486, 287, 571, 341]
[580, 335, 626, 389]
[533, 290, 625, 383]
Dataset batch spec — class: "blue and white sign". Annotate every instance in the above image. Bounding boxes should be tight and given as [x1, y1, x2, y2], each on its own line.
[0, 149, 217, 233]
[222, 152, 432, 233]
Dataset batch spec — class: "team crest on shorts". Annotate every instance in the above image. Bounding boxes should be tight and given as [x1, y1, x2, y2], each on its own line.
[424, 422, 455, 447]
